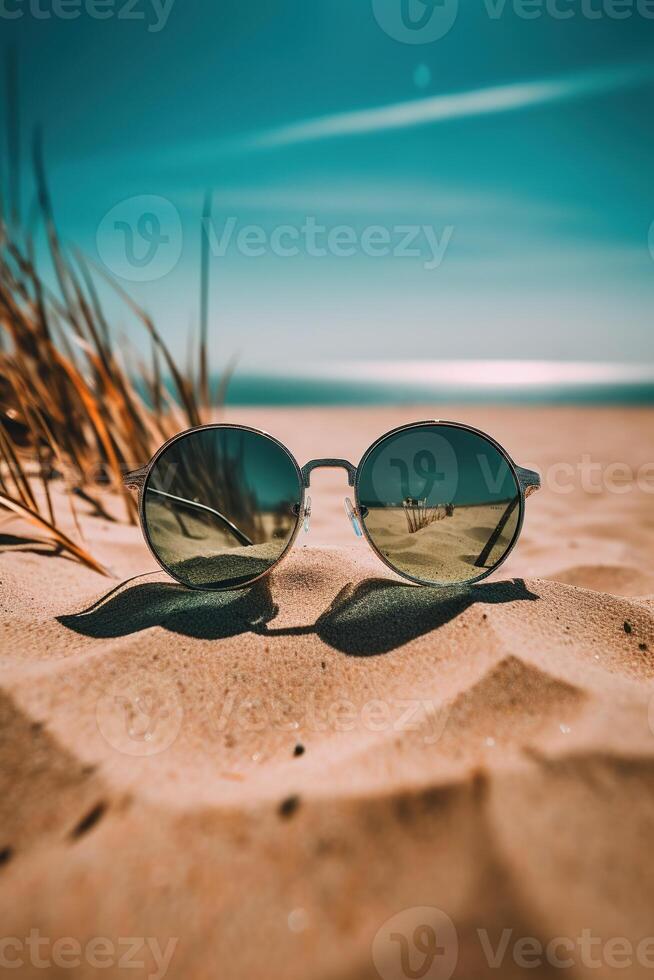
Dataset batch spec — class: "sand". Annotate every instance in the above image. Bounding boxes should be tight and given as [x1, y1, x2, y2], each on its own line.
[361, 501, 520, 583]
[1, 405, 654, 980]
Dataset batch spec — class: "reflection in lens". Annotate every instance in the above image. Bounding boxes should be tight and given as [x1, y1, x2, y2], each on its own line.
[143, 427, 302, 588]
[357, 424, 521, 585]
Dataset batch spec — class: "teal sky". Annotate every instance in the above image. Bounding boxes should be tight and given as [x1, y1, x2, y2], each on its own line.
[5, 1, 654, 371]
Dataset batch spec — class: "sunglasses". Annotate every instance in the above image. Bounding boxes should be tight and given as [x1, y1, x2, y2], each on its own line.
[123, 421, 540, 591]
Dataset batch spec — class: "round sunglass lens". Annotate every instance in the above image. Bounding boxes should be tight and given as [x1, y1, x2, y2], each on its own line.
[143, 427, 302, 589]
[356, 424, 521, 586]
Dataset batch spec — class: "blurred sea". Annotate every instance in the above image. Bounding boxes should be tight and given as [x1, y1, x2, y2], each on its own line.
[217, 361, 654, 406]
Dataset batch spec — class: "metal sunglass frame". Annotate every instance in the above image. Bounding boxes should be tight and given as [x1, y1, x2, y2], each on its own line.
[123, 420, 541, 591]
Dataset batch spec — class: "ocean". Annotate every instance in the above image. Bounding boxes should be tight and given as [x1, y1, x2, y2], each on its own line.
[217, 361, 654, 406]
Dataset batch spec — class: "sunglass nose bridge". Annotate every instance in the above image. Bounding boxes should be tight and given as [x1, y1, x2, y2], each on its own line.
[344, 497, 363, 538]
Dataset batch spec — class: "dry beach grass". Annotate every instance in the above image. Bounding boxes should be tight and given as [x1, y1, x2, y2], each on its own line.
[0, 63, 220, 575]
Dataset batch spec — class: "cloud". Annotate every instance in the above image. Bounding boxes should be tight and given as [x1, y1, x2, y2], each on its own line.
[244, 61, 654, 149]
[175, 181, 570, 220]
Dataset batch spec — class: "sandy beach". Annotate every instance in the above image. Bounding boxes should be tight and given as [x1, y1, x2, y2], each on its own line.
[1, 404, 654, 979]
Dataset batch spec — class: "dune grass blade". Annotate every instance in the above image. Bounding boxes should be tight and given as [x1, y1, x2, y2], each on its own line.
[0, 56, 230, 574]
[86, 257, 203, 429]
[5, 47, 20, 231]
[0, 490, 109, 576]
[199, 190, 212, 413]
